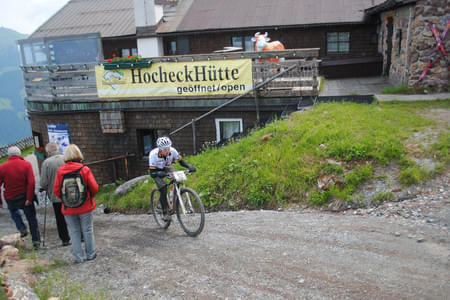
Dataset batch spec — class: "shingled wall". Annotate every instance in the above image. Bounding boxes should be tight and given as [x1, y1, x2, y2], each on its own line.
[29, 108, 280, 184]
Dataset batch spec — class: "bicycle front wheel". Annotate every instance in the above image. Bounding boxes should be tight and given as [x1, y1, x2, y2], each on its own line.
[175, 187, 205, 237]
[150, 188, 171, 229]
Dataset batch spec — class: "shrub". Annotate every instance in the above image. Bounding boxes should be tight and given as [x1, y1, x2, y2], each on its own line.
[371, 192, 394, 205]
[308, 191, 331, 206]
[399, 165, 429, 185]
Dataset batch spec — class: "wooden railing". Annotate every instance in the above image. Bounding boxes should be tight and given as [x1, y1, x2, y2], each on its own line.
[0, 137, 34, 158]
[22, 63, 98, 103]
[253, 59, 319, 97]
[22, 48, 320, 105]
[85, 153, 135, 182]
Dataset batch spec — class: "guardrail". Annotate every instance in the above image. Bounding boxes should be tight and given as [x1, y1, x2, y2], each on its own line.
[0, 137, 34, 158]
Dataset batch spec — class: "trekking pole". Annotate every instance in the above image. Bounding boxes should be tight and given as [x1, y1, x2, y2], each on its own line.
[42, 191, 48, 248]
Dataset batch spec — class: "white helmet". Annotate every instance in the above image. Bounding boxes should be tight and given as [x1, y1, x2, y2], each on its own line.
[156, 136, 172, 149]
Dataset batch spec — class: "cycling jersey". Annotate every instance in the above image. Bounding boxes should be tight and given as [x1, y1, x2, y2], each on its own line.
[148, 147, 181, 170]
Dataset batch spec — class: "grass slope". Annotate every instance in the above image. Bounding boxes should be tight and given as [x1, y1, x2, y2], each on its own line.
[98, 100, 449, 212]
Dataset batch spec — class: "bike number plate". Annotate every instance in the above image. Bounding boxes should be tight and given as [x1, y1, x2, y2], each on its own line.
[172, 171, 187, 182]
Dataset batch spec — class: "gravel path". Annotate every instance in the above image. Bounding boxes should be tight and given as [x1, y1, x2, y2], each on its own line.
[1, 106, 449, 299]
[1, 171, 449, 299]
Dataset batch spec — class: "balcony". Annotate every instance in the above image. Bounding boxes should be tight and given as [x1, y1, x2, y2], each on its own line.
[22, 49, 320, 112]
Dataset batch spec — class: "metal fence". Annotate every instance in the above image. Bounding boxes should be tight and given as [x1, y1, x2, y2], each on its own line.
[0, 137, 34, 158]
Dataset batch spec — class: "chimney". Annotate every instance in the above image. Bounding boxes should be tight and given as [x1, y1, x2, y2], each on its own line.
[134, 0, 157, 27]
[134, 0, 164, 58]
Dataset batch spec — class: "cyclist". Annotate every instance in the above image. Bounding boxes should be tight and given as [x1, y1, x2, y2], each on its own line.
[149, 136, 196, 221]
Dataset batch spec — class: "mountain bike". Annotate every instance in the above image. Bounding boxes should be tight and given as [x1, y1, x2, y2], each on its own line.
[150, 170, 205, 237]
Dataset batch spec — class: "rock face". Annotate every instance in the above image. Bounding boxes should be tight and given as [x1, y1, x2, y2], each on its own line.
[4, 280, 39, 300]
[0, 234, 41, 300]
[378, 0, 449, 91]
[0, 234, 22, 247]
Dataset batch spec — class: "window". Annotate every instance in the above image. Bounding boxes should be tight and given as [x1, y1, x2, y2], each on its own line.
[177, 37, 190, 54]
[165, 37, 189, 55]
[137, 129, 157, 156]
[232, 37, 243, 49]
[22, 42, 48, 66]
[32, 131, 43, 148]
[327, 32, 350, 54]
[18, 33, 101, 66]
[169, 41, 177, 55]
[122, 49, 130, 57]
[121, 48, 138, 57]
[215, 118, 243, 143]
[49, 37, 100, 64]
[396, 29, 402, 56]
[231, 36, 254, 51]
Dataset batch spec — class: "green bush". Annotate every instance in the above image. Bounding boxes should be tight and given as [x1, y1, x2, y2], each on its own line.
[371, 192, 394, 204]
[399, 165, 429, 185]
[432, 132, 449, 164]
[308, 191, 331, 206]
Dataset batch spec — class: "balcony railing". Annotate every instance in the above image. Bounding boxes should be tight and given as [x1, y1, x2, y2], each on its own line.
[22, 49, 319, 107]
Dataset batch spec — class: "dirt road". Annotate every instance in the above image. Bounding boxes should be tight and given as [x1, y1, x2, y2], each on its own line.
[1, 204, 449, 299]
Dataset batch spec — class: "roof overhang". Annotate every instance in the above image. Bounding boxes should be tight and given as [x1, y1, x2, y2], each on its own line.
[158, 21, 367, 36]
[365, 0, 417, 16]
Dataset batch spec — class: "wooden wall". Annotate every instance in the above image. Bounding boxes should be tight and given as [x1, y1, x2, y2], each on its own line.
[165, 24, 381, 78]
[174, 24, 378, 58]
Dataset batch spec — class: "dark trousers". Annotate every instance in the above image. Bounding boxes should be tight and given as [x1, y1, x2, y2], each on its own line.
[8, 203, 40, 243]
[154, 176, 169, 212]
[52, 202, 70, 243]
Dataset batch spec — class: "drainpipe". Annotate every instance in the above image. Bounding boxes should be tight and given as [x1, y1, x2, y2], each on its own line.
[403, 6, 412, 84]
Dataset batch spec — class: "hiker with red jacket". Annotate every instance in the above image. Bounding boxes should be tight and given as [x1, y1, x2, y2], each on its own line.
[0, 146, 40, 249]
[54, 144, 98, 264]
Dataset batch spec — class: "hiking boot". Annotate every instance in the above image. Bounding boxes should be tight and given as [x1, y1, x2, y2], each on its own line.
[87, 253, 97, 261]
[73, 259, 84, 265]
[20, 229, 28, 238]
[33, 242, 40, 250]
[62, 240, 71, 247]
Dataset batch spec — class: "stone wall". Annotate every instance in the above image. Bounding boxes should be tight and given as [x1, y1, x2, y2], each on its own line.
[379, 0, 449, 91]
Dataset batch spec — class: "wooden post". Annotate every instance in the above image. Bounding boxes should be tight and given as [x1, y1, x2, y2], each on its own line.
[192, 119, 197, 154]
[312, 58, 318, 95]
[112, 160, 117, 182]
[253, 83, 261, 124]
[124, 155, 129, 180]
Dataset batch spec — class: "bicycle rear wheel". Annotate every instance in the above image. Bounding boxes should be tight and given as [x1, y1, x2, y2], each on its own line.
[150, 188, 171, 229]
[175, 187, 205, 237]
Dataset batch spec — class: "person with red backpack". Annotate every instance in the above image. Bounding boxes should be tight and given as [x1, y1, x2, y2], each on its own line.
[53, 144, 98, 264]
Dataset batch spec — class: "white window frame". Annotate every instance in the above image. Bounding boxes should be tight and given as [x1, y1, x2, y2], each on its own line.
[215, 118, 243, 142]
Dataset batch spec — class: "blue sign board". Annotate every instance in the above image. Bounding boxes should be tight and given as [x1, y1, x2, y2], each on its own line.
[46, 123, 70, 153]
